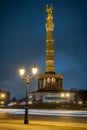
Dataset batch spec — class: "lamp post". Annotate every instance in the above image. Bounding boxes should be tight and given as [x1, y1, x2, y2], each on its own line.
[19, 65, 38, 124]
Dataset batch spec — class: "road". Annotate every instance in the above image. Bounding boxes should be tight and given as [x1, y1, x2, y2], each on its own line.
[0, 109, 87, 130]
[0, 109, 87, 124]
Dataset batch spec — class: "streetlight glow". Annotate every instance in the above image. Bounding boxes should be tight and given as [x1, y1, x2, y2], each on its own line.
[1, 101, 4, 104]
[1, 94, 5, 98]
[19, 66, 25, 76]
[61, 93, 64, 97]
[32, 65, 38, 75]
[66, 93, 70, 97]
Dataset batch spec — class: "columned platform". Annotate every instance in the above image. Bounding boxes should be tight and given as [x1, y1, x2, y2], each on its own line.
[38, 72, 63, 91]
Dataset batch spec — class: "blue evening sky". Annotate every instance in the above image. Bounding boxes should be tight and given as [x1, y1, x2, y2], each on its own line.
[0, 0, 87, 99]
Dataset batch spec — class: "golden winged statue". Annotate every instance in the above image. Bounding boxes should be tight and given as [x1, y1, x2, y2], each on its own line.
[45, 4, 53, 21]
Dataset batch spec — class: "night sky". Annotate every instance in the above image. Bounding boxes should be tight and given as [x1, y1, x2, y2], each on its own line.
[0, 0, 87, 99]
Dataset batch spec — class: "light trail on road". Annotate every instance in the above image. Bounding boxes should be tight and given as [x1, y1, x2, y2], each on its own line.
[0, 109, 87, 117]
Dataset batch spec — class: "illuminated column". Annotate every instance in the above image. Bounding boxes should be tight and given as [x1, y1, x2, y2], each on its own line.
[45, 5, 55, 73]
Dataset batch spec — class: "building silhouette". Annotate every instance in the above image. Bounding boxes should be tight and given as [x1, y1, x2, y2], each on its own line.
[0, 89, 10, 107]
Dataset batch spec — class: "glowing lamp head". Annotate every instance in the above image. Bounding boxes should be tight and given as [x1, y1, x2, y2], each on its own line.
[19, 66, 25, 77]
[32, 65, 38, 75]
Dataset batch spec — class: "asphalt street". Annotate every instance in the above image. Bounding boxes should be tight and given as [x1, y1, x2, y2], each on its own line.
[0, 110, 87, 130]
[0, 111, 87, 124]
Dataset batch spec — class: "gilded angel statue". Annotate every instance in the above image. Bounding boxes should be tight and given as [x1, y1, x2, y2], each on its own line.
[45, 4, 53, 21]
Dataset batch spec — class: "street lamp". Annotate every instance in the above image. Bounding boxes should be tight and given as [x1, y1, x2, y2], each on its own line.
[19, 65, 38, 124]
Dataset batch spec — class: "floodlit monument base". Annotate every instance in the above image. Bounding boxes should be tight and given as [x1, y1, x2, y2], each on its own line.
[30, 91, 75, 104]
[29, 72, 75, 104]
